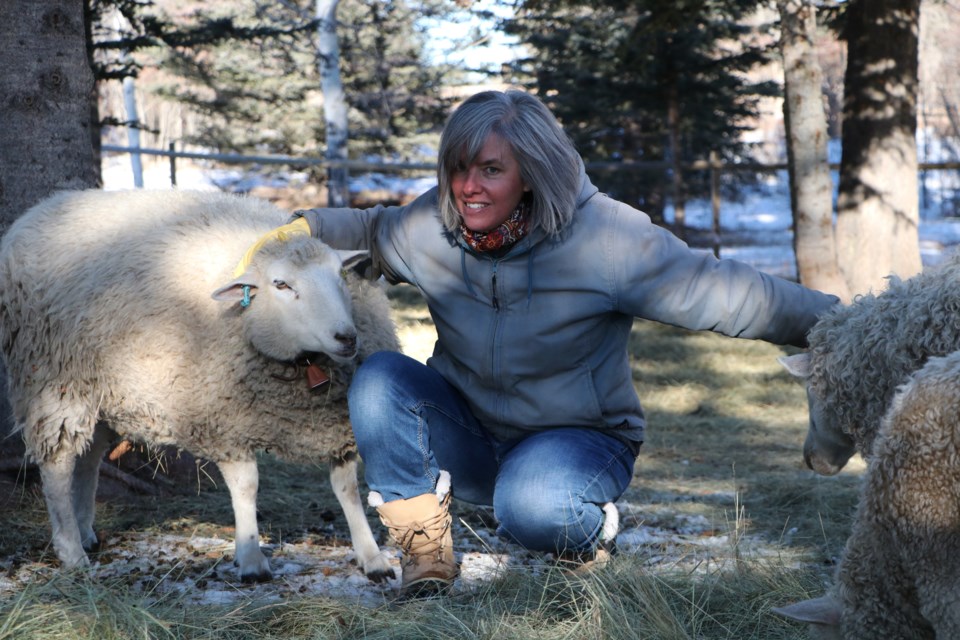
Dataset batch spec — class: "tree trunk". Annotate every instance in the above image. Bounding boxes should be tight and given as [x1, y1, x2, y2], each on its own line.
[115, 9, 143, 188]
[667, 82, 686, 241]
[0, 0, 99, 231]
[316, 0, 349, 208]
[835, 0, 922, 296]
[0, 0, 99, 457]
[778, 0, 850, 300]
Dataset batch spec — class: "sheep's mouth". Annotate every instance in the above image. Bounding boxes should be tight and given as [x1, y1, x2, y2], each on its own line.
[334, 346, 358, 360]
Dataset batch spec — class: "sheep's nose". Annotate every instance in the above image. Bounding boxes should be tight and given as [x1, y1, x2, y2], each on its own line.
[336, 332, 358, 354]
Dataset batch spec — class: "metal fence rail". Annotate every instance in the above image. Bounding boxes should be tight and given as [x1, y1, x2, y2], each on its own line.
[101, 143, 960, 259]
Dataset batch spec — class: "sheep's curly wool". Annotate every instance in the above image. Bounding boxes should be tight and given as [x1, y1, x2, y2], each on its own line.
[837, 351, 960, 638]
[805, 250, 960, 457]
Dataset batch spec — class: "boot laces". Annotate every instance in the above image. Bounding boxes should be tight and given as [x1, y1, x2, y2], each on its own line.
[389, 508, 452, 563]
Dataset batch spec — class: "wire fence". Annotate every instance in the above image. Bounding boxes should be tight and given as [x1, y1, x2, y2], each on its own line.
[101, 143, 960, 260]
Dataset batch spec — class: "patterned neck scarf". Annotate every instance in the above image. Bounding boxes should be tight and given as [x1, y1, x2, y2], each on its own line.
[460, 200, 531, 253]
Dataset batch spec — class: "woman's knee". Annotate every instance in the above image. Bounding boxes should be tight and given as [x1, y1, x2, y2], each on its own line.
[494, 487, 603, 553]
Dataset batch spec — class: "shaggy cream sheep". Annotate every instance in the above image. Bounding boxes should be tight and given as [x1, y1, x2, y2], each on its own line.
[774, 349, 960, 638]
[780, 251, 960, 474]
[0, 189, 399, 583]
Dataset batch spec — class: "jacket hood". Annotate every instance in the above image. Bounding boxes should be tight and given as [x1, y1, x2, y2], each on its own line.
[575, 157, 599, 208]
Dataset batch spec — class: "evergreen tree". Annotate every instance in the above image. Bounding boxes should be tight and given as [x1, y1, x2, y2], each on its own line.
[146, 0, 460, 168]
[502, 0, 779, 223]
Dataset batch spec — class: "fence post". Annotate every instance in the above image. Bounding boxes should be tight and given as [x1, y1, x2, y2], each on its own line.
[169, 142, 177, 187]
[710, 151, 721, 258]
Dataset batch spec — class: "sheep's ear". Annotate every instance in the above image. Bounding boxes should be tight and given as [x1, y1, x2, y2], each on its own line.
[771, 595, 842, 626]
[212, 279, 259, 303]
[779, 353, 812, 378]
[339, 250, 374, 279]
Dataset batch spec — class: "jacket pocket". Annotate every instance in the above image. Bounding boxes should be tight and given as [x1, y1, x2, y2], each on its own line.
[507, 363, 604, 428]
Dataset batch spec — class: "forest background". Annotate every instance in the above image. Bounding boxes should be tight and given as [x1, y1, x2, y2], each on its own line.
[87, 0, 960, 300]
[4, 0, 960, 295]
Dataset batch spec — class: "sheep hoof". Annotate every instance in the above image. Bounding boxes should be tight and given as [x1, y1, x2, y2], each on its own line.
[82, 539, 101, 553]
[59, 553, 91, 570]
[361, 552, 397, 583]
[365, 566, 397, 584]
[239, 568, 274, 584]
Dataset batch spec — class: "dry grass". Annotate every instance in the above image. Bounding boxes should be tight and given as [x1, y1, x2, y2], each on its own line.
[0, 283, 862, 639]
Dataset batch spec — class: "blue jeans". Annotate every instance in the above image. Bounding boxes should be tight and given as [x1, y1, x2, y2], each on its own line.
[348, 351, 637, 553]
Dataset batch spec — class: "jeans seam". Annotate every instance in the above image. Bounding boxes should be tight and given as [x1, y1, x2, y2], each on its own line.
[576, 439, 632, 502]
[570, 440, 632, 546]
[412, 400, 488, 490]
[416, 410, 436, 489]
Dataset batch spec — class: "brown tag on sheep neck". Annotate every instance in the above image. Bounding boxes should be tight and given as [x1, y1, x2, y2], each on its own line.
[306, 362, 330, 390]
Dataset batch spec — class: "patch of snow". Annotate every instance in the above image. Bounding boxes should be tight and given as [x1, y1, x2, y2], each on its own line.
[0, 499, 796, 607]
[101, 155, 222, 192]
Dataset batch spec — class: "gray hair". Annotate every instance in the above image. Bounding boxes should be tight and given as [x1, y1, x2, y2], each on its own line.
[437, 90, 581, 237]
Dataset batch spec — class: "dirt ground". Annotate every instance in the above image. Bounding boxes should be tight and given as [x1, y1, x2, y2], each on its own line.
[0, 448, 768, 608]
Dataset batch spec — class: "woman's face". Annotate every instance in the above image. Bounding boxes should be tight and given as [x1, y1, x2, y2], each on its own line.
[451, 133, 529, 233]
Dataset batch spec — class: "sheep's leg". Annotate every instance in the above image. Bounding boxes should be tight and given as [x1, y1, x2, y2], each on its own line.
[73, 421, 113, 551]
[38, 449, 88, 568]
[217, 459, 272, 582]
[329, 457, 396, 582]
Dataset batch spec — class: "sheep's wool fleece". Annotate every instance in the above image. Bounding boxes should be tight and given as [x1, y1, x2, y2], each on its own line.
[804, 249, 960, 456]
[0, 189, 398, 463]
[832, 350, 960, 638]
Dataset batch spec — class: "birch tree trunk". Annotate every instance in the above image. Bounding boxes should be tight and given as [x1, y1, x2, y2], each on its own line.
[316, 0, 349, 208]
[115, 10, 143, 188]
[778, 0, 850, 300]
[835, 0, 922, 296]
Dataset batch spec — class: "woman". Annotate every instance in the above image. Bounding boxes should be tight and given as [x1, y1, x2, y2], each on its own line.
[243, 90, 838, 596]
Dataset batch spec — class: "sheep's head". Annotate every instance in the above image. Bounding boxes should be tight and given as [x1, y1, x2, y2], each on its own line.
[780, 352, 856, 476]
[212, 237, 370, 363]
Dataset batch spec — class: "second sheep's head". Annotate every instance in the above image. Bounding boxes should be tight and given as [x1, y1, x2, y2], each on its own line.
[212, 236, 370, 364]
[779, 351, 857, 476]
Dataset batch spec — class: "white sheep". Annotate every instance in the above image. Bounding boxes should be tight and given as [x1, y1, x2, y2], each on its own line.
[0, 189, 398, 583]
[774, 349, 960, 638]
[779, 250, 960, 475]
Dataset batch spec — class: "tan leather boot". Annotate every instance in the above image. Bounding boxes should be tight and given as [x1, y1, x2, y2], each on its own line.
[369, 471, 459, 597]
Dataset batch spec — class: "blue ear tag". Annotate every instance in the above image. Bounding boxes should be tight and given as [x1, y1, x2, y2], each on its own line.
[240, 285, 251, 308]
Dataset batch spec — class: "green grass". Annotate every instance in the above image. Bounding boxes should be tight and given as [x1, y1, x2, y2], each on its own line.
[0, 284, 862, 639]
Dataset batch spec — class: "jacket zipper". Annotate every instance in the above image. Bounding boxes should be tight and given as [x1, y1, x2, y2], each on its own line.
[489, 261, 504, 422]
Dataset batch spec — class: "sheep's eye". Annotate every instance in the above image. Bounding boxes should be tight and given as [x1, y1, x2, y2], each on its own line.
[273, 279, 289, 290]
[340, 268, 348, 280]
